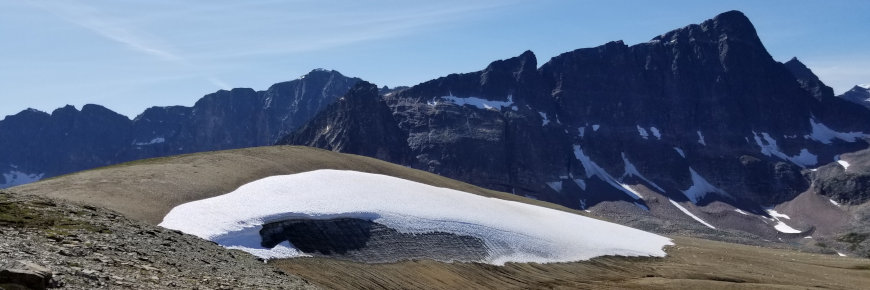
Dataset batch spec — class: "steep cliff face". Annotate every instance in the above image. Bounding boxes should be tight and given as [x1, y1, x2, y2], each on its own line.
[281, 11, 870, 236]
[0, 70, 360, 187]
[283, 82, 412, 163]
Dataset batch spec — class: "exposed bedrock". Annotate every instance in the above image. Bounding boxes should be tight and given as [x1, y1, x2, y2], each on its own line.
[259, 218, 489, 263]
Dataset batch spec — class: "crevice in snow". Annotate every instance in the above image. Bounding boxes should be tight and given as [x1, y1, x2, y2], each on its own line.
[159, 170, 673, 264]
[669, 199, 715, 229]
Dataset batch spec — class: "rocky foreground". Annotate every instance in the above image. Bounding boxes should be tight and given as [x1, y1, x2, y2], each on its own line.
[0, 191, 317, 289]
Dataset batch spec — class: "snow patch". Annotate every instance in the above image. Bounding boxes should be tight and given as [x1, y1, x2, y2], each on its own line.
[159, 170, 672, 264]
[829, 199, 841, 207]
[764, 209, 802, 233]
[573, 179, 587, 190]
[669, 199, 715, 229]
[539, 112, 550, 126]
[441, 93, 514, 111]
[578, 127, 586, 138]
[673, 147, 685, 158]
[753, 131, 818, 167]
[805, 118, 868, 144]
[637, 125, 649, 139]
[649, 127, 662, 140]
[545, 181, 562, 192]
[835, 155, 850, 170]
[1, 170, 45, 188]
[734, 209, 750, 215]
[621, 153, 665, 192]
[696, 131, 706, 146]
[837, 251, 847, 257]
[681, 168, 728, 204]
[133, 137, 166, 146]
[859, 84, 870, 89]
[592, 124, 600, 131]
[573, 146, 644, 200]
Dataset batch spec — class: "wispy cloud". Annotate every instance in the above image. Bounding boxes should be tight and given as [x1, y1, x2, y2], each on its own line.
[25, 0, 230, 89]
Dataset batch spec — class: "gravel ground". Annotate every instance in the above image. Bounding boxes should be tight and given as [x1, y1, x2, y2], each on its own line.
[0, 191, 318, 289]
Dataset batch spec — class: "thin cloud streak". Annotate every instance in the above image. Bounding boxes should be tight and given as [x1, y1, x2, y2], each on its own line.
[26, 0, 230, 89]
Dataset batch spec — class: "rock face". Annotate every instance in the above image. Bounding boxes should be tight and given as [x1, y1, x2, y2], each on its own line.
[282, 82, 413, 163]
[281, 11, 870, 236]
[0, 69, 359, 188]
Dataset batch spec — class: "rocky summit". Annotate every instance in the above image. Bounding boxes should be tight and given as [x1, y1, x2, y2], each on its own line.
[0, 69, 359, 188]
[280, 10, 870, 245]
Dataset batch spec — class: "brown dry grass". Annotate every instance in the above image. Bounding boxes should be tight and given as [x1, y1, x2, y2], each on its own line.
[12, 146, 583, 224]
[274, 236, 870, 289]
[14, 146, 870, 289]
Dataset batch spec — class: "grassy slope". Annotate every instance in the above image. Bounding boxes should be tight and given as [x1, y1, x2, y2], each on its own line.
[275, 236, 870, 289]
[12, 145, 582, 224]
[13, 145, 870, 289]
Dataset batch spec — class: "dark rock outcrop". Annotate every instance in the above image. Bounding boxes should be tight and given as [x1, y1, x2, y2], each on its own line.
[260, 218, 488, 263]
[281, 11, 870, 234]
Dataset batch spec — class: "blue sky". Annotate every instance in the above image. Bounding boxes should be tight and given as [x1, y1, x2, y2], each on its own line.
[2, 0, 869, 119]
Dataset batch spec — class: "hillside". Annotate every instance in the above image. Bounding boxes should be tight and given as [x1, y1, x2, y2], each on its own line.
[7, 146, 870, 289]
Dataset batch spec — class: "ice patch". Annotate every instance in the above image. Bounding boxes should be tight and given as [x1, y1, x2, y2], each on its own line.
[696, 131, 706, 146]
[764, 209, 802, 233]
[133, 137, 166, 146]
[681, 168, 728, 204]
[441, 93, 514, 111]
[669, 199, 715, 229]
[539, 112, 550, 126]
[573, 146, 644, 200]
[753, 131, 818, 167]
[1, 170, 45, 188]
[837, 251, 847, 257]
[805, 118, 868, 144]
[159, 170, 672, 265]
[573, 179, 587, 190]
[649, 127, 662, 140]
[621, 153, 665, 192]
[545, 181, 562, 192]
[835, 155, 850, 170]
[673, 147, 685, 158]
[637, 125, 649, 139]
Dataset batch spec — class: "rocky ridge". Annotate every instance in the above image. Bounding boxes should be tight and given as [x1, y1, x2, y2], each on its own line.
[0, 69, 359, 188]
[0, 191, 317, 289]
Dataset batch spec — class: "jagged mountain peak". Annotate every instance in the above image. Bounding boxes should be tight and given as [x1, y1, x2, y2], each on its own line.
[784, 57, 835, 100]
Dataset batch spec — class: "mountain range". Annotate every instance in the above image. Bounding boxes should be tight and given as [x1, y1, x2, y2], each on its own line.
[3, 10, 870, 255]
